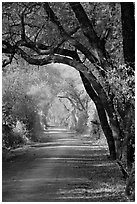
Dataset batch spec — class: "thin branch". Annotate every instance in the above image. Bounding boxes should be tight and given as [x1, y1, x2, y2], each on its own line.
[34, 24, 45, 42]
[58, 95, 78, 110]
[117, 160, 129, 179]
[58, 98, 70, 112]
[2, 53, 15, 68]
[91, 120, 100, 126]
[69, 90, 86, 111]
[20, 10, 26, 40]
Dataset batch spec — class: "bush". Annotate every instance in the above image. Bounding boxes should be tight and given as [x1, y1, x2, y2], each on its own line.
[2, 68, 41, 147]
[2, 120, 30, 149]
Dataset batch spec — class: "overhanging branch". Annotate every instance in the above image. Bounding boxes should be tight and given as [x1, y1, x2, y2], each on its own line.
[69, 2, 99, 45]
[42, 3, 100, 65]
[69, 2, 112, 70]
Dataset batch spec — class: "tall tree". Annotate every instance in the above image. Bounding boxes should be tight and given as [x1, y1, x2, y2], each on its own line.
[120, 2, 135, 171]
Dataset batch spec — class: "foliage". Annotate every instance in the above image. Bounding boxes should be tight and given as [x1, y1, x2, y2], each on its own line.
[107, 64, 135, 158]
[2, 64, 63, 148]
[2, 69, 36, 147]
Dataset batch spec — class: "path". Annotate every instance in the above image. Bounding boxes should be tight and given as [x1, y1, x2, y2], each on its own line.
[2, 127, 127, 202]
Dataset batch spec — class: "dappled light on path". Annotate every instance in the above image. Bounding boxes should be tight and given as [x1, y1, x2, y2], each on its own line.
[3, 127, 127, 202]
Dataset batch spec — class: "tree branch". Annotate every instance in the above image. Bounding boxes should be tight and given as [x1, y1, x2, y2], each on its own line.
[69, 2, 112, 70]
[43, 3, 66, 36]
[58, 98, 70, 112]
[2, 54, 15, 68]
[58, 95, 78, 110]
[69, 3, 99, 45]
[42, 3, 101, 66]
[69, 90, 86, 111]
[20, 11, 26, 40]
[3, 2, 106, 75]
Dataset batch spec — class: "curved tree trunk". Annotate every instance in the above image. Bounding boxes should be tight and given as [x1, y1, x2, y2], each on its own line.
[80, 71, 116, 160]
[83, 70, 123, 159]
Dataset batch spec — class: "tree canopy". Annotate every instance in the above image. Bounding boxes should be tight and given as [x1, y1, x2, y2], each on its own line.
[2, 2, 135, 164]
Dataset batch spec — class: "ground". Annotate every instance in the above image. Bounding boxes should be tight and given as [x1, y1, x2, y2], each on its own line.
[2, 127, 128, 202]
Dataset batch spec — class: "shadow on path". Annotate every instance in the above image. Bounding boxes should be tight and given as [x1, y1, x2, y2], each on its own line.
[2, 127, 127, 202]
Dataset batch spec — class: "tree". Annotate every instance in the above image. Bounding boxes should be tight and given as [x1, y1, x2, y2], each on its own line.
[120, 2, 135, 169]
[2, 2, 134, 160]
[120, 3, 135, 200]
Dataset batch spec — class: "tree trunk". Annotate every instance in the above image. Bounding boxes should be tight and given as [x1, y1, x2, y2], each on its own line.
[121, 2, 135, 69]
[80, 71, 116, 160]
[121, 2, 135, 171]
[85, 70, 123, 158]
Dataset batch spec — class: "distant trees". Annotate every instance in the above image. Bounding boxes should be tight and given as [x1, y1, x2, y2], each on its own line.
[58, 77, 89, 133]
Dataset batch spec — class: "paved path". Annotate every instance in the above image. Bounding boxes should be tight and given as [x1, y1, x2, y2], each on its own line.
[2, 127, 126, 202]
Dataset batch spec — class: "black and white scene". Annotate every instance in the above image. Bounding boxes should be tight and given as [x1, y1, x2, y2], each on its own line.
[2, 2, 135, 202]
